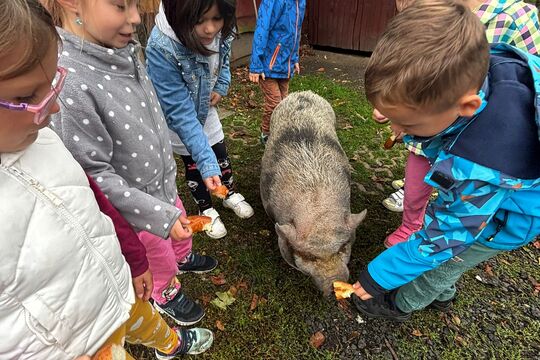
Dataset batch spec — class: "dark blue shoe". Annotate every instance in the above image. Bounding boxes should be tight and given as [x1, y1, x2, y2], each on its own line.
[154, 291, 205, 326]
[352, 290, 411, 322]
[177, 252, 218, 274]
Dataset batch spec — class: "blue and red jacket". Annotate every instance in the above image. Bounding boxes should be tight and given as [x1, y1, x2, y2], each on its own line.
[249, 0, 306, 79]
[359, 46, 540, 296]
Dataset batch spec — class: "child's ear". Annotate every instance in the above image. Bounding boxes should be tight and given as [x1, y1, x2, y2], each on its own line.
[57, 0, 80, 14]
[457, 93, 482, 118]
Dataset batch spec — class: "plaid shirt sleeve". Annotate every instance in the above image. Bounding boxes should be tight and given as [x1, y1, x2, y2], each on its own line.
[478, 2, 540, 55]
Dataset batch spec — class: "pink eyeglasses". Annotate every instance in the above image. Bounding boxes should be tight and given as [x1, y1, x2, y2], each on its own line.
[0, 67, 67, 125]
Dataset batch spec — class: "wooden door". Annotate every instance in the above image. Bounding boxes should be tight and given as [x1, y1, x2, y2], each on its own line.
[308, 0, 396, 52]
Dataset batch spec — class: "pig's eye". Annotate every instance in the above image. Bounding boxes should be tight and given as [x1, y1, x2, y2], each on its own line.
[294, 250, 319, 262]
[338, 243, 349, 253]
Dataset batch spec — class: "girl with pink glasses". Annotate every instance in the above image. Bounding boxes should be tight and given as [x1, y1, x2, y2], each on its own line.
[0, 0, 213, 358]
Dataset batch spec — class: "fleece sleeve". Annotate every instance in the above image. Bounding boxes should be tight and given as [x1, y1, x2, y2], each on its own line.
[87, 173, 149, 278]
[50, 85, 181, 239]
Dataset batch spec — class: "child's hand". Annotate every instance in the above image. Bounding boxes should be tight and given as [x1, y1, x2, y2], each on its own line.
[294, 63, 300, 75]
[170, 216, 193, 241]
[249, 72, 265, 83]
[203, 175, 222, 191]
[372, 108, 389, 124]
[210, 92, 222, 106]
[352, 281, 373, 300]
[132, 269, 153, 301]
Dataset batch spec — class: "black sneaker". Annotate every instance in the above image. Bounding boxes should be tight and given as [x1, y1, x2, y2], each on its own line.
[155, 327, 214, 359]
[352, 290, 411, 322]
[177, 252, 218, 274]
[428, 295, 456, 312]
[154, 291, 205, 326]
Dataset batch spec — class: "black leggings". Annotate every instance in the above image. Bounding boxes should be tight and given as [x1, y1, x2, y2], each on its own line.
[181, 139, 235, 212]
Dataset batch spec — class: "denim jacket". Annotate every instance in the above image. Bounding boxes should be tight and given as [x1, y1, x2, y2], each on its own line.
[146, 26, 232, 179]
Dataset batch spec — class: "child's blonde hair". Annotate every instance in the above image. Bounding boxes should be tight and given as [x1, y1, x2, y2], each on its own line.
[0, 0, 59, 80]
[42, 0, 135, 27]
[365, 0, 489, 112]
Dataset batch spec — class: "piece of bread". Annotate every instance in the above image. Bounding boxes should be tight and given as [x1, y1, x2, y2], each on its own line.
[333, 281, 355, 300]
[92, 344, 126, 360]
[383, 134, 397, 149]
[212, 185, 229, 199]
[186, 215, 213, 233]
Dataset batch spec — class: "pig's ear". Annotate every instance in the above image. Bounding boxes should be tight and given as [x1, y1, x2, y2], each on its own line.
[347, 209, 367, 230]
[275, 223, 297, 243]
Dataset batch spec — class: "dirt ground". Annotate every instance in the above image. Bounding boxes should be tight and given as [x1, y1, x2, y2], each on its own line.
[299, 47, 370, 91]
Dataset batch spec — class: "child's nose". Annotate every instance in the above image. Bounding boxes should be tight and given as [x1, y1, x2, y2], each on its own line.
[128, 4, 141, 26]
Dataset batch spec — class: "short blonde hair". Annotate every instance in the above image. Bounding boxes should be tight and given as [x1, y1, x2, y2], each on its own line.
[365, 0, 489, 112]
[0, 0, 59, 80]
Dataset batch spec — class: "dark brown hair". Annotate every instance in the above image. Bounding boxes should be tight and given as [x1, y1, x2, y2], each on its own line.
[365, 0, 489, 112]
[162, 0, 236, 56]
[0, 0, 60, 80]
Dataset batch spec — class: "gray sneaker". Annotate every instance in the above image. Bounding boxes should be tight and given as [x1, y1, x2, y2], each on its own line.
[155, 327, 214, 358]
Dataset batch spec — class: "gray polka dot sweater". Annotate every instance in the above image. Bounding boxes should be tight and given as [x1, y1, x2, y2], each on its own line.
[50, 28, 181, 239]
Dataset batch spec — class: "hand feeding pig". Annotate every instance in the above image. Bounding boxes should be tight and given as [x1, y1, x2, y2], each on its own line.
[260, 91, 367, 295]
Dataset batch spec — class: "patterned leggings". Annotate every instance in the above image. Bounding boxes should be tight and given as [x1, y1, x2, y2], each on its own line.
[180, 139, 235, 212]
[98, 297, 180, 359]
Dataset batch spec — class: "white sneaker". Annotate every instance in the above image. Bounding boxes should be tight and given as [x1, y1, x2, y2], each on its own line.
[223, 193, 254, 219]
[382, 188, 404, 212]
[201, 208, 227, 239]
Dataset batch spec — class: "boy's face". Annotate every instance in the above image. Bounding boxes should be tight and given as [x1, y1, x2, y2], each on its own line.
[375, 91, 482, 138]
[375, 103, 461, 138]
[0, 45, 60, 153]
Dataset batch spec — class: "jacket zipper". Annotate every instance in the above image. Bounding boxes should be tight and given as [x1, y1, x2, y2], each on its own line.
[288, 0, 300, 77]
[486, 211, 509, 241]
[2, 165, 126, 300]
[269, 43, 281, 70]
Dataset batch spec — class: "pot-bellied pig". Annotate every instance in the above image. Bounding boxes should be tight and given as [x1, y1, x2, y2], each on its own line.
[260, 91, 367, 295]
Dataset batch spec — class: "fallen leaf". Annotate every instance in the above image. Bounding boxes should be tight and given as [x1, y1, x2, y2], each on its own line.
[210, 274, 227, 286]
[309, 331, 325, 349]
[316, 67, 326, 72]
[228, 286, 238, 297]
[484, 264, 494, 277]
[210, 290, 236, 310]
[455, 335, 467, 346]
[452, 315, 461, 326]
[201, 294, 212, 306]
[249, 294, 259, 311]
[532, 240, 540, 249]
[411, 329, 423, 337]
[236, 281, 249, 291]
[215, 320, 225, 331]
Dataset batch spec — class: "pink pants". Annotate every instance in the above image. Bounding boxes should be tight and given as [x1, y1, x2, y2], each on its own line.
[386, 152, 432, 246]
[137, 197, 192, 304]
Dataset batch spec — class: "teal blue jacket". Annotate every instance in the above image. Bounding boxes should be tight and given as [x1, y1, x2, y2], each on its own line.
[359, 46, 540, 296]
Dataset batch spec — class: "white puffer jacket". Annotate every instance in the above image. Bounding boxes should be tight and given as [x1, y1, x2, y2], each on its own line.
[0, 128, 135, 359]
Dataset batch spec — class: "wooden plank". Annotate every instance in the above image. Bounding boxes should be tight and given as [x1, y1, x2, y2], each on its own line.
[308, 0, 397, 52]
